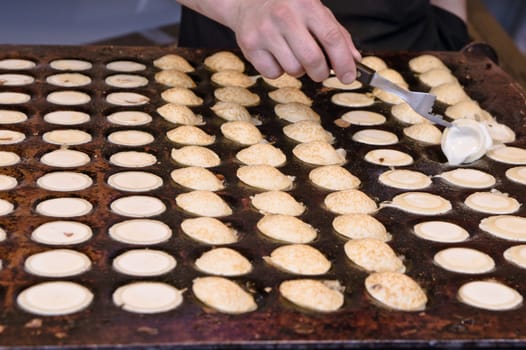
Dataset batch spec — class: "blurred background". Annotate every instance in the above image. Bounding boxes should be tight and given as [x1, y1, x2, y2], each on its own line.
[0, 0, 523, 52]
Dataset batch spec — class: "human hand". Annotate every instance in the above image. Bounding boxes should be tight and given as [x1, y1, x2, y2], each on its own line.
[225, 0, 361, 83]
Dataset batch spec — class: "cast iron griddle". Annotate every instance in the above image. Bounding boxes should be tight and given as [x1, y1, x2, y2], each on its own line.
[0, 44, 525, 349]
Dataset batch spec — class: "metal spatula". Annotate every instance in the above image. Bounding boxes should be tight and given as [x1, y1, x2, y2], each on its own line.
[355, 62, 452, 127]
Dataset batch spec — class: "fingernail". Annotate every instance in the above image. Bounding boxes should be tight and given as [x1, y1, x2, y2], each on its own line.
[341, 72, 355, 84]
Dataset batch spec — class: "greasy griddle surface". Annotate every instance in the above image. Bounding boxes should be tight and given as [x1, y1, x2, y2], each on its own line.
[0, 45, 525, 349]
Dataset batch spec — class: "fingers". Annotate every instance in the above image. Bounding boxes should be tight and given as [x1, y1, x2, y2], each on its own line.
[307, 6, 359, 84]
[233, 0, 359, 83]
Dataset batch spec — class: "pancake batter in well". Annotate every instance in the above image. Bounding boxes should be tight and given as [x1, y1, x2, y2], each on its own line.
[479, 215, 526, 242]
[211, 101, 252, 121]
[503, 245, 526, 269]
[161, 87, 203, 106]
[434, 247, 495, 274]
[107, 171, 163, 192]
[409, 54, 447, 73]
[364, 149, 414, 167]
[0, 58, 35, 70]
[106, 74, 149, 88]
[263, 73, 302, 88]
[108, 130, 154, 146]
[283, 121, 334, 143]
[155, 70, 195, 88]
[237, 165, 294, 191]
[153, 54, 194, 72]
[171, 146, 221, 168]
[438, 168, 496, 189]
[458, 280, 523, 311]
[50, 59, 92, 71]
[31, 220, 93, 245]
[352, 129, 398, 146]
[176, 190, 232, 217]
[361, 56, 388, 71]
[268, 87, 312, 106]
[506, 166, 526, 185]
[332, 214, 391, 241]
[482, 119, 516, 144]
[379, 169, 431, 190]
[171, 166, 224, 191]
[341, 110, 386, 126]
[391, 103, 429, 124]
[107, 60, 146, 72]
[293, 141, 346, 166]
[195, 247, 252, 276]
[17, 281, 93, 316]
[0, 73, 34, 86]
[113, 282, 184, 314]
[387, 192, 452, 215]
[181, 217, 238, 244]
[192, 276, 257, 314]
[331, 92, 375, 107]
[418, 68, 457, 87]
[25, 249, 91, 277]
[236, 143, 286, 167]
[106, 92, 149, 106]
[257, 214, 317, 243]
[215, 86, 260, 106]
[464, 191, 520, 214]
[0, 174, 17, 191]
[46, 73, 91, 87]
[0, 151, 20, 166]
[322, 76, 362, 90]
[44, 111, 90, 125]
[37, 171, 93, 191]
[204, 51, 245, 72]
[413, 221, 469, 243]
[221, 120, 263, 145]
[42, 129, 92, 146]
[365, 272, 427, 311]
[324, 190, 378, 215]
[36, 197, 92, 217]
[157, 103, 204, 125]
[0, 110, 27, 124]
[403, 123, 442, 145]
[110, 195, 166, 217]
[309, 165, 361, 191]
[211, 70, 255, 88]
[47, 91, 90, 105]
[110, 151, 157, 168]
[251, 191, 305, 216]
[279, 279, 344, 312]
[167, 125, 215, 146]
[113, 249, 176, 276]
[109, 219, 172, 245]
[487, 146, 526, 165]
[106, 111, 152, 126]
[274, 102, 320, 123]
[40, 149, 90, 167]
[0, 92, 30, 104]
[344, 238, 405, 273]
[264, 244, 330, 275]
[0, 199, 14, 216]
[445, 100, 492, 121]
[430, 82, 470, 105]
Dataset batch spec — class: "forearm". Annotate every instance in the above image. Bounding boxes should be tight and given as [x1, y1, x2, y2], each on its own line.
[176, 0, 239, 28]
[430, 0, 467, 22]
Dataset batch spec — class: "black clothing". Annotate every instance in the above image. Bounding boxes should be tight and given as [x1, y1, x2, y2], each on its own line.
[178, 0, 469, 51]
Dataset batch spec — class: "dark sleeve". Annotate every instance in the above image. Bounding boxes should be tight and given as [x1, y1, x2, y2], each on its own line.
[178, 6, 238, 49]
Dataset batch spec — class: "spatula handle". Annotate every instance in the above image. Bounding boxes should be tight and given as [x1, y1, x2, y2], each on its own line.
[355, 61, 375, 85]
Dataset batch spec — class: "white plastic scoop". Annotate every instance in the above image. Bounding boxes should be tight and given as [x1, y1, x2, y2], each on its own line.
[441, 118, 493, 165]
